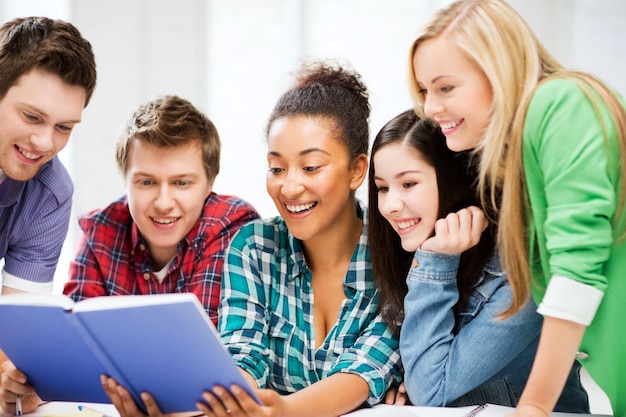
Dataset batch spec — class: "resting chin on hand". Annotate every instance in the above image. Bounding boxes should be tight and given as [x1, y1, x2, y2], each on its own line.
[0, 354, 42, 415]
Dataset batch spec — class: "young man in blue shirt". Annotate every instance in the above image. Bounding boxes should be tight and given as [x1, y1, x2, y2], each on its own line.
[0, 16, 96, 295]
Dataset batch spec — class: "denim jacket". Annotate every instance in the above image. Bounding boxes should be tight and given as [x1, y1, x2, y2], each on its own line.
[400, 250, 589, 412]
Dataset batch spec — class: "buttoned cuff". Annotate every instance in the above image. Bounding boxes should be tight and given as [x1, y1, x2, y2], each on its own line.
[537, 275, 603, 325]
[407, 250, 460, 281]
[1, 268, 54, 294]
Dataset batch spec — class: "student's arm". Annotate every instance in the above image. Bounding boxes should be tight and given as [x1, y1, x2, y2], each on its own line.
[217, 220, 282, 390]
[515, 79, 617, 416]
[199, 372, 369, 417]
[513, 317, 585, 417]
[327, 312, 403, 408]
[270, 373, 370, 417]
[1, 192, 71, 295]
[400, 249, 542, 406]
[0, 286, 26, 295]
[239, 368, 259, 390]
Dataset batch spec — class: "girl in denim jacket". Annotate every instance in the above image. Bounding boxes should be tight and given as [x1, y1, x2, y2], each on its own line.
[367, 110, 588, 411]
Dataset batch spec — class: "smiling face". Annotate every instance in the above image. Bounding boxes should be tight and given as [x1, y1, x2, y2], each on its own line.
[125, 139, 213, 268]
[413, 35, 493, 152]
[374, 142, 439, 252]
[266, 116, 365, 242]
[0, 68, 86, 181]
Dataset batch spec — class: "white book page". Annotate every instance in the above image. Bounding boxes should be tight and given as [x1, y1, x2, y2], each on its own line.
[72, 292, 201, 313]
[0, 293, 74, 310]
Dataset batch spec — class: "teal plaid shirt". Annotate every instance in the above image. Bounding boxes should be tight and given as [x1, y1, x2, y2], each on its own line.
[218, 202, 402, 405]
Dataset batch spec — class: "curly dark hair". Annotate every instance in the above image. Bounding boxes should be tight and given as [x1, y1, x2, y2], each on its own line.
[265, 60, 370, 160]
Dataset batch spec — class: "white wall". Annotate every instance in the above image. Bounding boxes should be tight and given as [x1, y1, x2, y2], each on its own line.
[2, 0, 625, 288]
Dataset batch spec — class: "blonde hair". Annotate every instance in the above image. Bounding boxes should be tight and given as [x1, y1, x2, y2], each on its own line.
[408, 0, 626, 316]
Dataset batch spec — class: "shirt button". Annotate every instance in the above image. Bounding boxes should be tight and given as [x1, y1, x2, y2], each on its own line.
[139, 244, 146, 251]
[576, 351, 589, 360]
[143, 272, 151, 280]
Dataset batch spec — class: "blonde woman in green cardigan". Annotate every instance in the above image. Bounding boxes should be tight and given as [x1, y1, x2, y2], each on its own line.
[407, 1, 626, 417]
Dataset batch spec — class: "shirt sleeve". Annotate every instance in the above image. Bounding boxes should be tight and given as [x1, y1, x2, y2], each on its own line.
[327, 303, 403, 405]
[3, 190, 71, 292]
[187, 198, 260, 325]
[400, 250, 542, 406]
[63, 230, 109, 301]
[218, 222, 272, 388]
[523, 78, 620, 322]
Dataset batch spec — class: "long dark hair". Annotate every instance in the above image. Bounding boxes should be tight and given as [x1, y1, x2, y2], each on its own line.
[368, 110, 496, 335]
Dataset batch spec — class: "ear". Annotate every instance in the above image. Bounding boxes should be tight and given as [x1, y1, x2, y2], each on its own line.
[349, 154, 368, 191]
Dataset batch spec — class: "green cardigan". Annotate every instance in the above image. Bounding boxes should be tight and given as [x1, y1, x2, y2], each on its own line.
[523, 77, 626, 417]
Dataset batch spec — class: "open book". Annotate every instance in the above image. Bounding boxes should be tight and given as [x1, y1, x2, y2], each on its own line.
[0, 293, 259, 414]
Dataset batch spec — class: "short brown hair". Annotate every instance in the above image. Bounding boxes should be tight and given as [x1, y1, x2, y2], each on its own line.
[115, 95, 221, 182]
[0, 16, 97, 105]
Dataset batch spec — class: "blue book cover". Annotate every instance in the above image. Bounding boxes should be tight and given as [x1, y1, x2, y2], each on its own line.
[0, 293, 259, 414]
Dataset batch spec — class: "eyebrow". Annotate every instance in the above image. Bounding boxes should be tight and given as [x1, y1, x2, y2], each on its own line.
[417, 75, 450, 86]
[430, 75, 445, 84]
[131, 172, 199, 179]
[375, 170, 425, 181]
[267, 147, 331, 157]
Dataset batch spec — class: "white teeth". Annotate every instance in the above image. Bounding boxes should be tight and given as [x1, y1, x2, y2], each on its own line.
[286, 202, 315, 213]
[398, 219, 418, 229]
[18, 147, 39, 160]
[153, 218, 177, 224]
[440, 120, 461, 130]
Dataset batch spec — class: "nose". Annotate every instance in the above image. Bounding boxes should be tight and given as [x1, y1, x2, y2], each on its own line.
[154, 184, 175, 212]
[379, 189, 403, 217]
[423, 93, 443, 119]
[29, 128, 54, 153]
[281, 171, 305, 198]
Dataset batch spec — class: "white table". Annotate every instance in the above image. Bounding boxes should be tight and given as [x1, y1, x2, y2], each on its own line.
[342, 404, 612, 417]
[0, 402, 118, 417]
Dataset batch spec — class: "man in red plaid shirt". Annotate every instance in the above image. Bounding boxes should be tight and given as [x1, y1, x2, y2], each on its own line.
[62, 95, 259, 326]
[0, 95, 260, 415]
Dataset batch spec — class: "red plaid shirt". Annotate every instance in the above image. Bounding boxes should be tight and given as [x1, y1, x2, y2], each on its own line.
[64, 193, 259, 325]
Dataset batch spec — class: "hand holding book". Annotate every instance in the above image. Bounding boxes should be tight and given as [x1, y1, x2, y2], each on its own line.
[0, 293, 259, 414]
